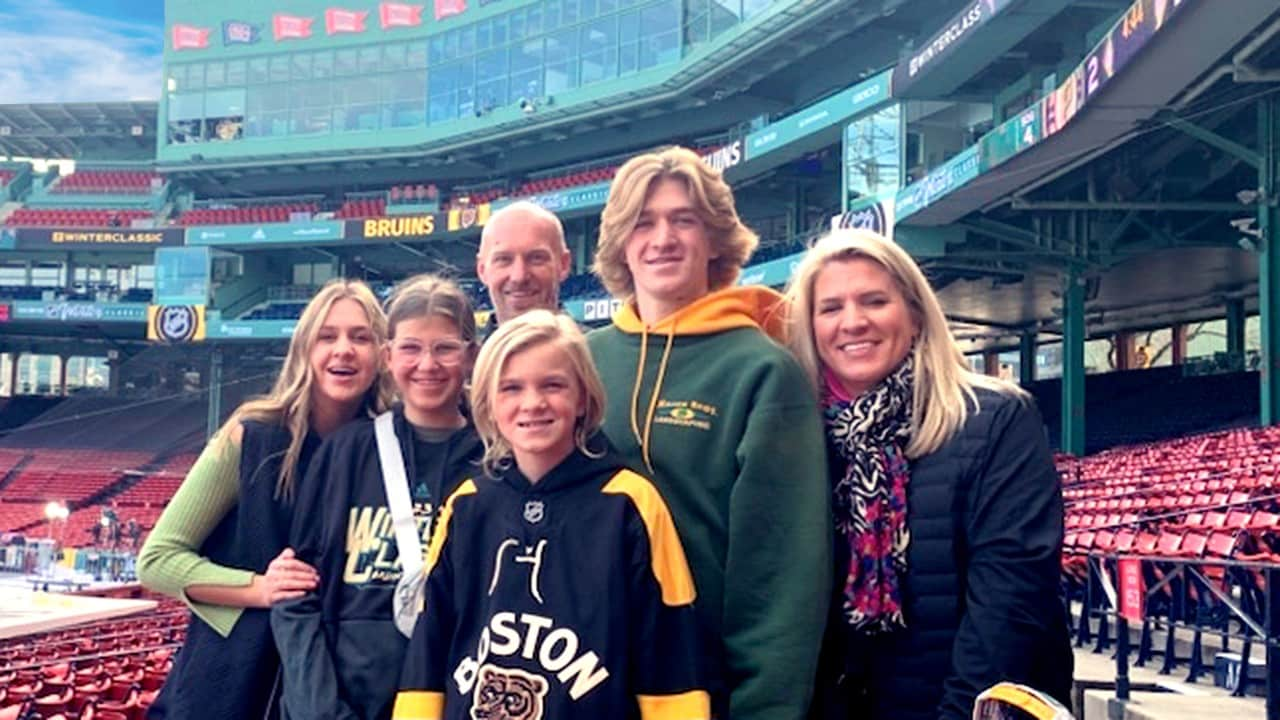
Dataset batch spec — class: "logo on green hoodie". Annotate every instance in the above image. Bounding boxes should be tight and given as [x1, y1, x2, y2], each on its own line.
[653, 399, 718, 432]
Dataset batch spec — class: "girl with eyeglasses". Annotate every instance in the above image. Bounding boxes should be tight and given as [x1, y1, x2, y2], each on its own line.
[272, 274, 484, 720]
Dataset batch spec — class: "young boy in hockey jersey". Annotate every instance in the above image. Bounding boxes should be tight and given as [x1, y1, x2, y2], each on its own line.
[392, 309, 709, 720]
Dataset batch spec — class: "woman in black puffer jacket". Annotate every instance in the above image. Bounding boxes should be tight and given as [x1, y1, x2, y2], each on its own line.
[785, 229, 1073, 720]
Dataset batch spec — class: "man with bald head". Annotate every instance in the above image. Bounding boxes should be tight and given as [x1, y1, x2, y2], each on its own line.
[476, 200, 572, 324]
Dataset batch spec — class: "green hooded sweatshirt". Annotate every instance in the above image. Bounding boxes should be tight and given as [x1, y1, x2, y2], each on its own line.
[587, 285, 832, 720]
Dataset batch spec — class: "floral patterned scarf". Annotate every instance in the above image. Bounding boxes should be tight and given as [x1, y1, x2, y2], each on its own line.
[823, 356, 914, 634]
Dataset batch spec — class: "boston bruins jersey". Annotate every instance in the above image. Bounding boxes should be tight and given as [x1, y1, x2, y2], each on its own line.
[392, 439, 710, 720]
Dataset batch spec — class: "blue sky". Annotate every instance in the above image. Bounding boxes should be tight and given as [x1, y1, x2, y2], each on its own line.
[0, 0, 164, 104]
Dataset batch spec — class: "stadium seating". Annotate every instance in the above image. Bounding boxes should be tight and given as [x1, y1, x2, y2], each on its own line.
[336, 196, 386, 219]
[514, 165, 617, 197]
[51, 171, 159, 195]
[0, 450, 150, 504]
[176, 202, 319, 226]
[109, 455, 195, 510]
[0, 169, 15, 187]
[388, 183, 440, 204]
[4, 208, 154, 228]
[0, 451, 196, 549]
[0, 600, 187, 719]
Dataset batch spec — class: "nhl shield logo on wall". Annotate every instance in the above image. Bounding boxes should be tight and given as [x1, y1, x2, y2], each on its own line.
[156, 306, 199, 343]
[523, 500, 545, 524]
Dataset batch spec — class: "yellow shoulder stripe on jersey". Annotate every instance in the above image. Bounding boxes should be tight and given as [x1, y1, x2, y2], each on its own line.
[390, 690, 444, 720]
[977, 684, 1063, 720]
[426, 479, 478, 576]
[602, 469, 696, 606]
[637, 690, 712, 719]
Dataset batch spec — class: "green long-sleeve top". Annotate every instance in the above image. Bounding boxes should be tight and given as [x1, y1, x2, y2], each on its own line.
[137, 436, 254, 637]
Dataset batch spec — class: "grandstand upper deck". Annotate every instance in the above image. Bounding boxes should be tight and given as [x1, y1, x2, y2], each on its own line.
[155, 0, 970, 175]
[0, 103, 157, 161]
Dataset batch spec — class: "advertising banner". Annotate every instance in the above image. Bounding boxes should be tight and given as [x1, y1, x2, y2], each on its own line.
[148, 305, 207, 343]
[980, 103, 1043, 170]
[700, 140, 745, 173]
[0, 303, 9, 323]
[0, 227, 14, 250]
[185, 221, 345, 246]
[351, 205, 490, 241]
[1118, 557, 1145, 623]
[10, 301, 148, 323]
[13, 228, 184, 250]
[736, 254, 802, 289]
[505, 182, 612, 214]
[446, 204, 492, 232]
[890, 0, 1018, 95]
[206, 319, 297, 340]
[563, 297, 622, 324]
[1043, 0, 1190, 140]
[353, 214, 438, 240]
[831, 194, 896, 240]
[746, 70, 892, 161]
[895, 146, 981, 220]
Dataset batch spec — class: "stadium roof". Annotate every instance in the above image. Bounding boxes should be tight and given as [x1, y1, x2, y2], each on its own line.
[0, 102, 158, 161]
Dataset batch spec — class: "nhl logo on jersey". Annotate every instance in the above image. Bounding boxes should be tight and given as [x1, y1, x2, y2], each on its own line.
[523, 500, 545, 524]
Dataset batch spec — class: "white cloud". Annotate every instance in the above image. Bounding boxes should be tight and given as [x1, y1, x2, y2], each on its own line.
[0, 0, 160, 104]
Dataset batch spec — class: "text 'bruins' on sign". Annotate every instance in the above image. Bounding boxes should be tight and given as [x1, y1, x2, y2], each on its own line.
[353, 204, 491, 240]
[361, 215, 436, 239]
[147, 305, 206, 343]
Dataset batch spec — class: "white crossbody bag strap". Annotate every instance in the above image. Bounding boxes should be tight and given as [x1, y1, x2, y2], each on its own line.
[375, 411, 424, 637]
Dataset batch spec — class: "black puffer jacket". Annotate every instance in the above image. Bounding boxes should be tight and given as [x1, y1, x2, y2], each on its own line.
[812, 388, 1073, 720]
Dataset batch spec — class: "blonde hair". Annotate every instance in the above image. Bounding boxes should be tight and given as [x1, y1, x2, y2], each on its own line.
[784, 229, 1026, 458]
[593, 146, 758, 299]
[222, 279, 393, 499]
[469, 310, 606, 475]
[385, 273, 478, 347]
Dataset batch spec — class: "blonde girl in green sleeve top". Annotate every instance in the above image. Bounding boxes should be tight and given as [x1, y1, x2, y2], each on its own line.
[138, 279, 393, 719]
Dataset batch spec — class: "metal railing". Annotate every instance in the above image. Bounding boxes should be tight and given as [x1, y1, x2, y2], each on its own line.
[1068, 552, 1280, 719]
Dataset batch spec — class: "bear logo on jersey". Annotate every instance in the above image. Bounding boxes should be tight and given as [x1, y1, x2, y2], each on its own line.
[471, 665, 548, 720]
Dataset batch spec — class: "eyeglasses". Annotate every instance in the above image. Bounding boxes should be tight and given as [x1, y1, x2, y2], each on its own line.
[391, 338, 467, 366]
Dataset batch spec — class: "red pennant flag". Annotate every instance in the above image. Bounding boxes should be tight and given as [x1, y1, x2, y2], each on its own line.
[272, 14, 314, 41]
[171, 24, 210, 50]
[433, 0, 467, 21]
[325, 8, 368, 35]
[380, 2, 424, 28]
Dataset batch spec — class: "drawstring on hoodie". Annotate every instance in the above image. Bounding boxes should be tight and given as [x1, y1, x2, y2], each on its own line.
[617, 286, 789, 473]
[629, 321, 677, 473]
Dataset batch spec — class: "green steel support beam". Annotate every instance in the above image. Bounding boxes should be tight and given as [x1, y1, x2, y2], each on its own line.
[1163, 113, 1262, 170]
[791, 185, 807, 237]
[573, 225, 589, 275]
[1261, 97, 1280, 425]
[1226, 298, 1247, 357]
[1020, 332, 1037, 386]
[1061, 273, 1086, 454]
[206, 347, 223, 442]
[959, 219, 1093, 269]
